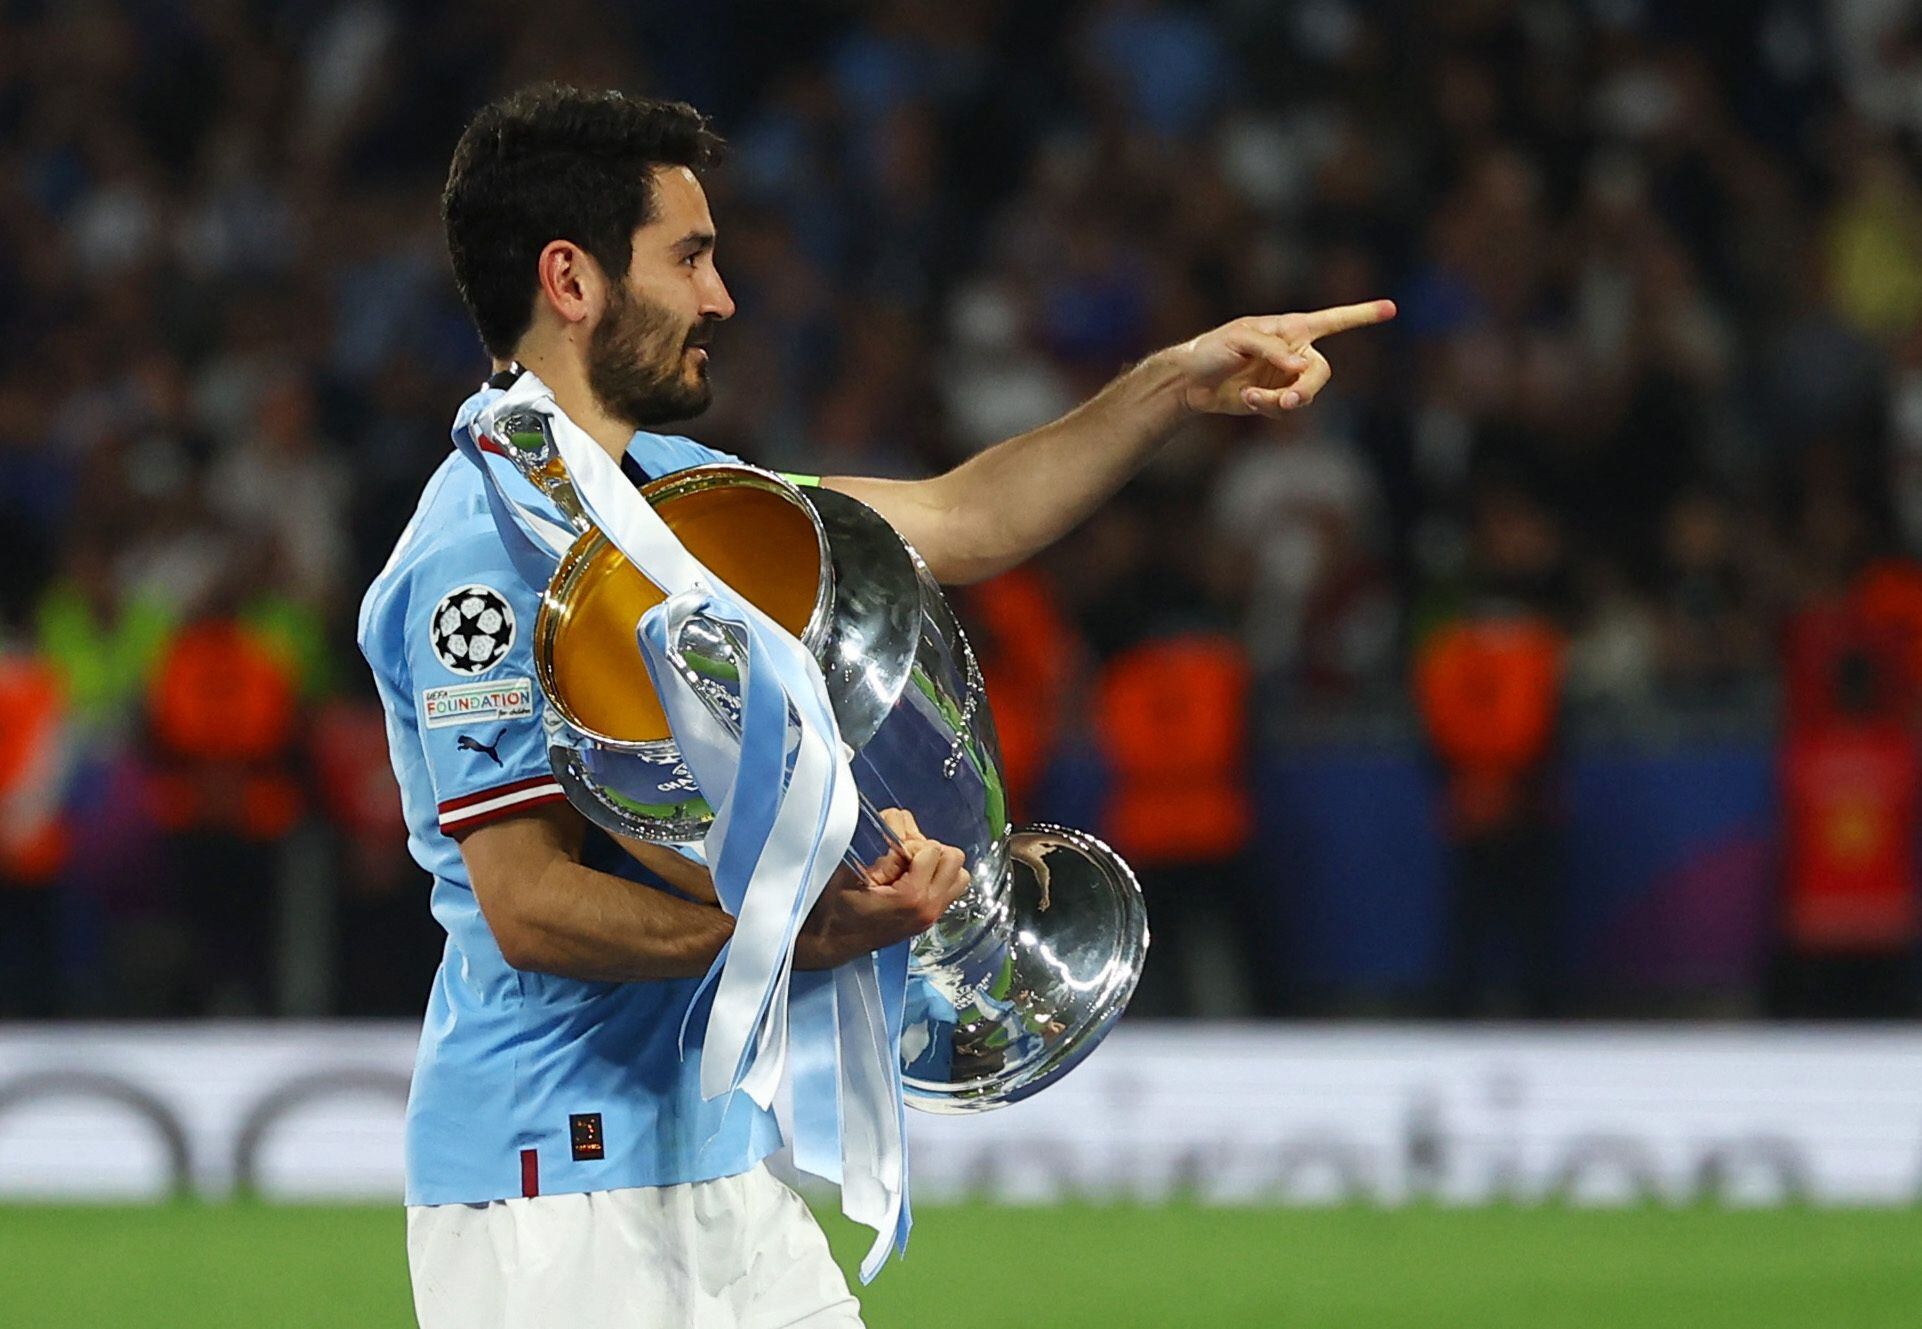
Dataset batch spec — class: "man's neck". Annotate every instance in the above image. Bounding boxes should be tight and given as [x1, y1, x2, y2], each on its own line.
[493, 349, 633, 465]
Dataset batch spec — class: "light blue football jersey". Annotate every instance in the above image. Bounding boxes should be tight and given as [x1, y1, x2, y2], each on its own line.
[357, 423, 784, 1206]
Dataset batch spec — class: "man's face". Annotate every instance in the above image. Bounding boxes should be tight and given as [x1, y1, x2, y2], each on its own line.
[587, 165, 735, 428]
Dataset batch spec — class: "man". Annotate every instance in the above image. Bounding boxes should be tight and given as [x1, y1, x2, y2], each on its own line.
[362, 83, 1392, 1327]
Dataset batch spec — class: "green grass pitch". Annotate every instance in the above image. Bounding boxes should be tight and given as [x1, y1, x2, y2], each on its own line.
[1, 1202, 1917, 1327]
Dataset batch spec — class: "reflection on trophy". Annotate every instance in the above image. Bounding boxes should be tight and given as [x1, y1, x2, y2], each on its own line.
[490, 405, 1148, 1111]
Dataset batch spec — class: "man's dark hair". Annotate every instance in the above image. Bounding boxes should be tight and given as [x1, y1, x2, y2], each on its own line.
[442, 84, 726, 359]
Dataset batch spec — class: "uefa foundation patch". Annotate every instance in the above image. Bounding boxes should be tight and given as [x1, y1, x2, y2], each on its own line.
[423, 678, 536, 729]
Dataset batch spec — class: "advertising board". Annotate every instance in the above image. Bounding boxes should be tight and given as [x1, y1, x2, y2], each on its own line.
[2, 1025, 1918, 1206]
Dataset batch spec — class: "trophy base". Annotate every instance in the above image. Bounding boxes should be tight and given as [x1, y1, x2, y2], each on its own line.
[902, 824, 1149, 1113]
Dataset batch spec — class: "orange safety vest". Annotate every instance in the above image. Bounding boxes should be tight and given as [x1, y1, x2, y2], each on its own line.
[1853, 559, 1922, 707]
[964, 568, 1077, 817]
[146, 620, 303, 839]
[0, 656, 70, 883]
[309, 699, 406, 840]
[1413, 616, 1565, 834]
[1095, 634, 1253, 865]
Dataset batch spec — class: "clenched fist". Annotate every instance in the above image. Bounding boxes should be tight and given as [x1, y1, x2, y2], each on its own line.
[793, 808, 971, 970]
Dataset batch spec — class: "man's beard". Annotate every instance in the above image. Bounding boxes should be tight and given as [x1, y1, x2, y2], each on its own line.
[586, 284, 713, 428]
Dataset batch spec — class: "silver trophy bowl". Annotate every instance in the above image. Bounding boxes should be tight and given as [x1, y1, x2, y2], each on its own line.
[484, 405, 1148, 1111]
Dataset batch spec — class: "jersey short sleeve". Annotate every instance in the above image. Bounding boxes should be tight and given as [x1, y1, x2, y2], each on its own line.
[406, 535, 567, 835]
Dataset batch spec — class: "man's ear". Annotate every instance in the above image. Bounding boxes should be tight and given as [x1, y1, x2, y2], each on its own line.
[534, 239, 606, 330]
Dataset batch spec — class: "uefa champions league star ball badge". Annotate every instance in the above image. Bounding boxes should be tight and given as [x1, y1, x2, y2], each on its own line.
[430, 584, 515, 676]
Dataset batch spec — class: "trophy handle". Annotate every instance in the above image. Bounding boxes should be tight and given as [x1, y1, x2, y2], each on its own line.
[902, 823, 1149, 1112]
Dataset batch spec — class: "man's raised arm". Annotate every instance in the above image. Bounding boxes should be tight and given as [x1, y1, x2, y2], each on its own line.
[825, 300, 1396, 585]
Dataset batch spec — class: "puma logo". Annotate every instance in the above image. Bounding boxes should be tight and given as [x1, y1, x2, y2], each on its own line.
[457, 733, 504, 767]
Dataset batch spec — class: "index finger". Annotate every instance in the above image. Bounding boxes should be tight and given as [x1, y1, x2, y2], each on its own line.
[1294, 298, 1397, 340]
[878, 807, 925, 844]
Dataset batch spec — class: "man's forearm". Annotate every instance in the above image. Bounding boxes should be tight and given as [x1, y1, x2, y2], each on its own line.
[830, 351, 1188, 584]
[935, 352, 1188, 579]
[497, 857, 733, 981]
[611, 830, 721, 904]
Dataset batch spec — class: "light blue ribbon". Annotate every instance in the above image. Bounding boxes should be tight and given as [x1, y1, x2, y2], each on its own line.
[636, 588, 912, 1278]
[636, 588, 842, 1098]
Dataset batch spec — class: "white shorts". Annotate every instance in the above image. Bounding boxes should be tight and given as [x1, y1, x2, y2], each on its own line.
[407, 1163, 862, 1329]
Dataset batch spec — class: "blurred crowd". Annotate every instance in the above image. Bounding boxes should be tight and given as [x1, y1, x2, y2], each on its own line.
[3, 0, 1922, 1019]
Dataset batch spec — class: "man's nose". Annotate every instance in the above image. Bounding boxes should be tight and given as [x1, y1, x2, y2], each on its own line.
[700, 268, 735, 321]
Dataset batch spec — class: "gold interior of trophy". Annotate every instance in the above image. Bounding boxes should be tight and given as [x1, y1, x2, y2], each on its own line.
[540, 478, 825, 744]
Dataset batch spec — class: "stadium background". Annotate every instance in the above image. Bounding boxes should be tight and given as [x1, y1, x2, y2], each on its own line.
[2, 0, 1922, 1324]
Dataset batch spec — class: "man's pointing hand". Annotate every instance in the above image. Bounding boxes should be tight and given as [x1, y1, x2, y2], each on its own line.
[1168, 299, 1398, 419]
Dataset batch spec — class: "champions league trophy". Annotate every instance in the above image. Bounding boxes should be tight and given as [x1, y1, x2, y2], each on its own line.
[489, 402, 1148, 1112]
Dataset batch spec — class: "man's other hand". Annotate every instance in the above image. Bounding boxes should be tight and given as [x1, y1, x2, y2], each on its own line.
[794, 808, 971, 970]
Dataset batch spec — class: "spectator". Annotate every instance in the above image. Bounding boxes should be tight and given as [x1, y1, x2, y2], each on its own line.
[145, 608, 305, 1014]
[0, 641, 71, 1017]
[36, 535, 177, 738]
[1415, 484, 1569, 1017]
[1774, 646, 1921, 1018]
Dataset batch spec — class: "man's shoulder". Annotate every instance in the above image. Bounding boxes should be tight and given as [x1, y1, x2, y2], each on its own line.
[630, 430, 740, 476]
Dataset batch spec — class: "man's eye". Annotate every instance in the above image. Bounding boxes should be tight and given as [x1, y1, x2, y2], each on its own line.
[682, 252, 701, 267]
